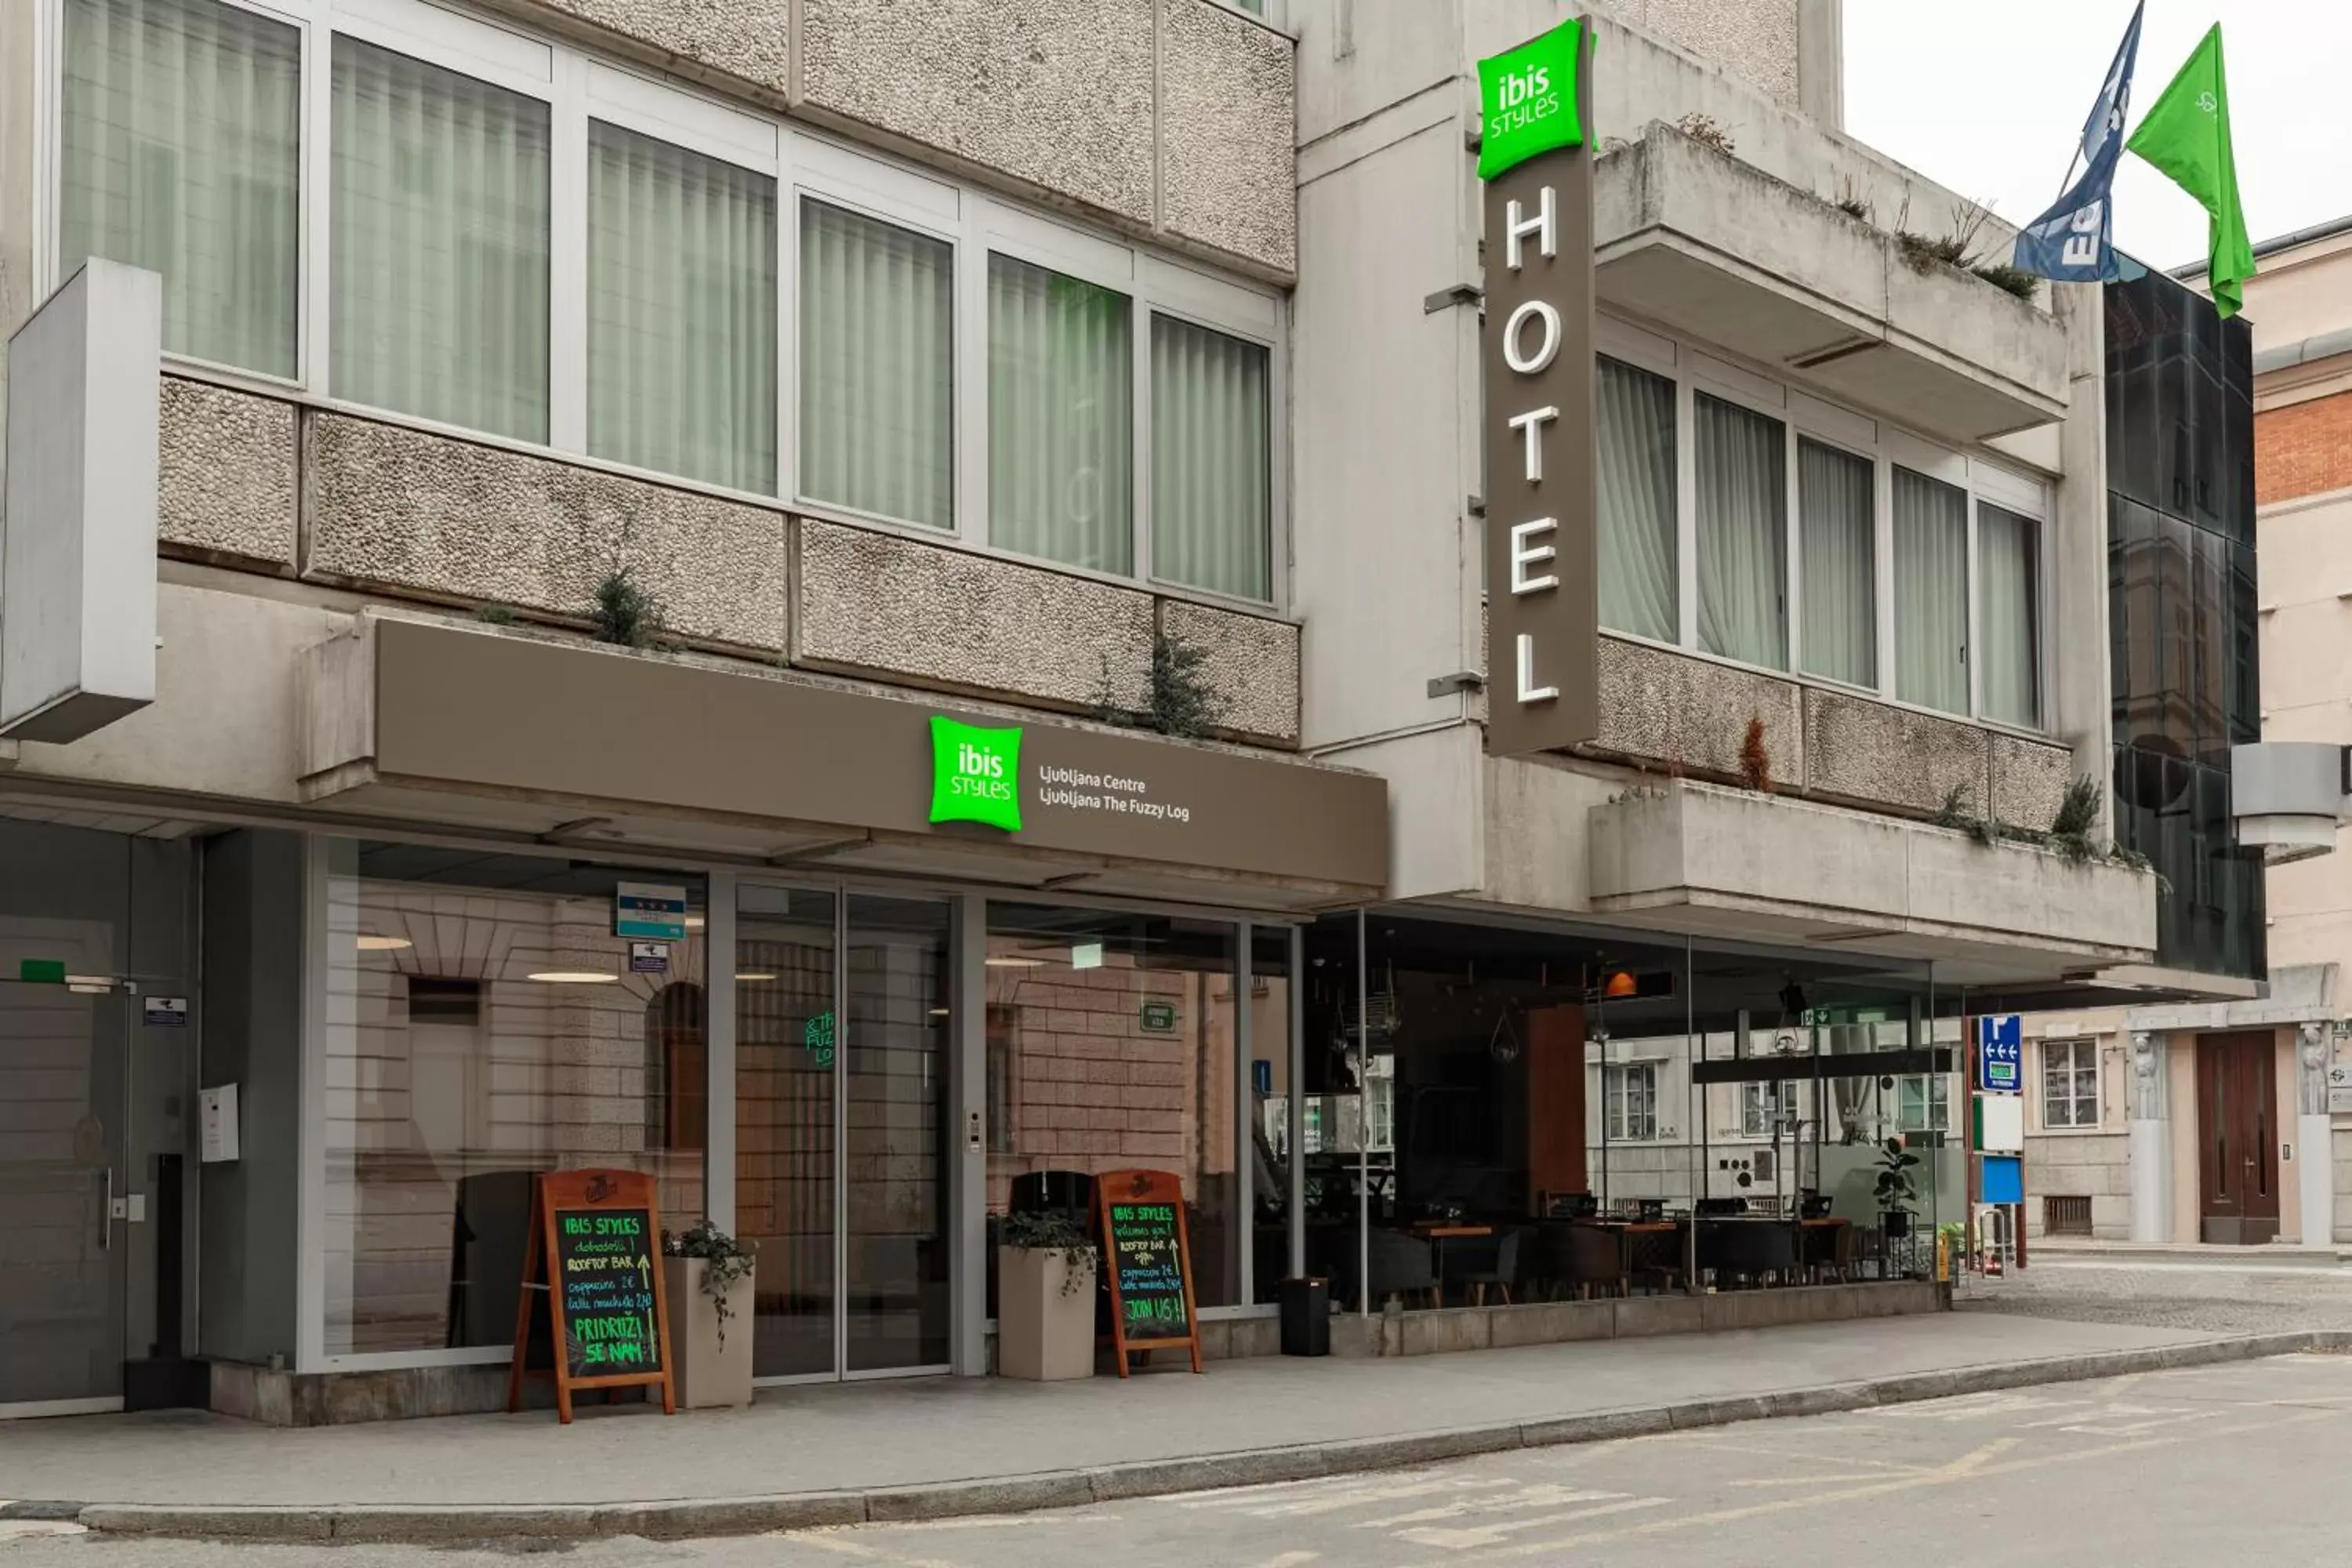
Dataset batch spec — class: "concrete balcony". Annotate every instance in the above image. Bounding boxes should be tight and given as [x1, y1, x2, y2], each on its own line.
[1586, 781, 2158, 978]
[1593, 122, 2070, 443]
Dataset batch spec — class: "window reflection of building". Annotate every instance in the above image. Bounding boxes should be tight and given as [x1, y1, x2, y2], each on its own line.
[321, 846, 706, 1357]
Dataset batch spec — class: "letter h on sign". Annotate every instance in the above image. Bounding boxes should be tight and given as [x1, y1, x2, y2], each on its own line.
[1481, 18, 1599, 759]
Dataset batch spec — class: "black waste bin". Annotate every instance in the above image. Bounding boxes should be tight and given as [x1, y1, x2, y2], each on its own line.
[1280, 1276, 1330, 1357]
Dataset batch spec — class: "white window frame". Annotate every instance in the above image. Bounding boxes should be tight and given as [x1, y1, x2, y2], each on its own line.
[1739, 1080, 1800, 1139]
[2042, 1038, 2101, 1130]
[1593, 310, 2053, 734]
[1893, 1073, 1950, 1135]
[38, 0, 1290, 613]
[1604, 1061, 1659, 1142]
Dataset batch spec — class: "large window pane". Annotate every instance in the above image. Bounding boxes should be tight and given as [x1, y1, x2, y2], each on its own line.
[1799, 438, 1875, 687]
[735, 884, 837, 1379]
[1152, 314, 1272, 600]
[1695, 393, 1788, 670]
[1980, 503, 2042, 728]
[331, 36, 550, 441]
[1597, 357, 1677, 641]
[588, 122, 776, 493]
[800, 199, 953, 528]
[988, 255, 1133, 574]
[1893, 467, 1969, 713]
[62, 0, 299, 377]
[321, 845, 706, 1357]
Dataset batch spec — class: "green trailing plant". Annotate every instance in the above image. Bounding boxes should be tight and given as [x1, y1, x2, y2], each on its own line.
[474, 603, 515, 626]
[2049, 775, 2103, 864]
[1001, 1209, 1098, 1297]
[1833, 173, 1873, 223]
[662, 1219, 756, 1349]
[588, 568, 662, 648]
[1969, 260, 2041, 299]
[1145, 630, 1224, 739]
[1933, 782, 1973, 831]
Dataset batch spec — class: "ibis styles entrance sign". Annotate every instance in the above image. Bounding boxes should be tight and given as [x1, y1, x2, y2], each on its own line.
[1480, 18, 1599, 758]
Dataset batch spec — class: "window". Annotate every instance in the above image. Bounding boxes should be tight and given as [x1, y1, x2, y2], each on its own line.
[331, 35, 551, 442]
[1153, 314, 1273, 600]
[1740, 1080, 1799, 1138]
[988, 255, 1133, 573]
[800, 199, 954, 528]
[1799, 438, 1875, 688]
[1605, 1062, 1658, 1141]
[1893, 466, 1969, 713]
[2044, 1040, 2100, 1128]
[1895, 1075, 1949, 1134]
[1597, 357, 1678, 642]
[62, 0, 300, 377]
[588, 122, 777, 493]
[1695, 392, 1788, 670]
[1980, 503, 2042, 728]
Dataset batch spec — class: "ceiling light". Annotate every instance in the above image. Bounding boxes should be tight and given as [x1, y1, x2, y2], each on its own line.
[356, 935, 413, 952]
[684, 915, 706, 931]
[929, 1007, 952, 1017]
[985, 956, 1045, 968]
[528, 971, 619, 984]
[67, 976, 114, 994]
[735, 971, 777, 982]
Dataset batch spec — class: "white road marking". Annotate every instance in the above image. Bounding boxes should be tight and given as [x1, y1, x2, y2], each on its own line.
[1248, 1554, 1321, 1567]
[1396, 1496, 1673, 1551]
[1360, 1485, 1624, 1527]
[0, 1522, 88, 1541]
[1178, 1475, 1519, 1517]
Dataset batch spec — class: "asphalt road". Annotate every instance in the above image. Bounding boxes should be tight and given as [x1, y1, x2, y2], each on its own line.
[10, 1353, 2352, 1567]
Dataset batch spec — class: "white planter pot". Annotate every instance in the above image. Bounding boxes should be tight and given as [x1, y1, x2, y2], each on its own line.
[996, 1247, 1097, 1381]
[664, 1255, 755, 1409]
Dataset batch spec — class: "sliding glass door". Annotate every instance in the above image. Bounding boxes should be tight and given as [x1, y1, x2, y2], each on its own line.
[736, 886, 950, 1381]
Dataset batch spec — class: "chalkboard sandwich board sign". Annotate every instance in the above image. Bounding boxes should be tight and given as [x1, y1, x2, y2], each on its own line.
[1095, 1167, 1203, 1376]
[505, 1168, 676, 1422]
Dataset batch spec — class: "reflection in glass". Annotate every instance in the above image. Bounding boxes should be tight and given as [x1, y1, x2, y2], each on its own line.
[735, 885, 837, 1378]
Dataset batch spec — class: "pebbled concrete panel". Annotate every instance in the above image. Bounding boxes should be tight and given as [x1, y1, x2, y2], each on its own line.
[1638, 0, 1801, 107]
[514, 0, 791, 97]
[1803, 686, 1990, 817]
[158, 376, 296, 565]
[305, 414, 788, 652]
[1160, 598, 1298, 744]
[1159, 0, 1296, 274]
[797, 520, 1152, 710]
[801, 0, 1154, 226]
[1593, 636, 1802, 787]
[1991, 730, 2079, 833]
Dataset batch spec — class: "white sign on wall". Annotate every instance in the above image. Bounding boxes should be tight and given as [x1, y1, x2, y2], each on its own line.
[2328, 1062, 2352, 1116]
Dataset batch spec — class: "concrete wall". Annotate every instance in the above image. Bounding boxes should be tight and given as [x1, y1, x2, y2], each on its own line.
[198, 829, 307, 1369]
[2024, 1133, 2132, 1241]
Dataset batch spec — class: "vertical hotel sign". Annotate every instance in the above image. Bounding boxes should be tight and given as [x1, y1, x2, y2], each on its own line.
[1479, 20, 1599, 757]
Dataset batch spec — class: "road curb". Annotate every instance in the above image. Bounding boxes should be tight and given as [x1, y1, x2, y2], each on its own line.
[67, 1330, 2346, 1544]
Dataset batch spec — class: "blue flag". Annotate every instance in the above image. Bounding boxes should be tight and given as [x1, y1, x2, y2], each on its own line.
[2013, 2, 2143, 282]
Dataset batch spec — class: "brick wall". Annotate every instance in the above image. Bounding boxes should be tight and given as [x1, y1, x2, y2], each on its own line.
[2257, 390, 2352, 505]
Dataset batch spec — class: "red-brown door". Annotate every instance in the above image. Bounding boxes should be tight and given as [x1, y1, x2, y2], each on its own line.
[2197, 1033, 2279, 1244]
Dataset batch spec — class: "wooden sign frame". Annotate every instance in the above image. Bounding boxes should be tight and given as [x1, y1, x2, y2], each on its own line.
[1095, 1167, 1203, 1376]
[505, 1168, 676, 1423]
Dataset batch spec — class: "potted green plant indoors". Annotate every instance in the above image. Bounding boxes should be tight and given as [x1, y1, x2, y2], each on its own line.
[1875, 1138, 1922, 1240]
[662, 1219, 757, 1409]
[997, 1210, 1098, 1381]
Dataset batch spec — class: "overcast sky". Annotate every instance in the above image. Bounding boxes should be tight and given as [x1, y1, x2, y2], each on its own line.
[1845, 0, 2352, 274]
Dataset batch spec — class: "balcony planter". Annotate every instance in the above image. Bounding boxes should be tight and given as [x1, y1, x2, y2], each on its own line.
[662, 1222, 756, 1410]
[996, 1211, 1099, 1381]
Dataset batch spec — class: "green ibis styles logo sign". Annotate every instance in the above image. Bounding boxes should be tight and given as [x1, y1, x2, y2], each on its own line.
[1478, 20, 1586, 180]
[929, 716, 1023, 833]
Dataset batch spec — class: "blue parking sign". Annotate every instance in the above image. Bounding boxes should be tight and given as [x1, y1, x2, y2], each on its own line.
[1976, 1014, 2023, 1094]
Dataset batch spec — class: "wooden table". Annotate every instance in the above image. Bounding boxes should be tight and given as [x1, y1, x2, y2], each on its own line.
[1406, 1225, 1494, 1305]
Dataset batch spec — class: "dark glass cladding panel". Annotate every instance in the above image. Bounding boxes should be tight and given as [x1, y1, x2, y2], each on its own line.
[2190, 528, 2229, 764]
[2229, 543, 2259, 745]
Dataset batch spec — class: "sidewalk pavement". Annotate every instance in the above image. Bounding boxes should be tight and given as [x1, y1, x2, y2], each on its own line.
[2026, 1237, 2350, 1268]
[0, 1312, 2332, 1544]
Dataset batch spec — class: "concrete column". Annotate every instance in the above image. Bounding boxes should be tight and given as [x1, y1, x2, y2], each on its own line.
[2299, 1023, 2334, 1247]
[1795, 0, 1845, 130]
[2128, 1031, 2172, 1243]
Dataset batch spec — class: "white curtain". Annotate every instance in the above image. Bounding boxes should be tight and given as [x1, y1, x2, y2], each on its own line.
[1153, 314, 1272, 600]
[62, 0, 300, 378]
[1893, 467, 1970, 713]
[987, 255, 1133, 573]
[1597, 357, 1676, 642]
[587, 122, 775, 495]
[800, 199, 954, 529]
[1799, 438, 1875, 687]
[1696, 393, 1788, 670]
[1979, 503, 2042, 727]
[332, 35, 550, 442]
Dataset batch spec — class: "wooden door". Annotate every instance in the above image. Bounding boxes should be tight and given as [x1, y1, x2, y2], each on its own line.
[2197, 1033, 2279, 1244]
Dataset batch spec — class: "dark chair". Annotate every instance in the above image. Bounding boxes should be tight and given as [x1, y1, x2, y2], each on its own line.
[1548, 1223, 1628, 1300]
[1801, 1222, 1855, 1283]
[1456, 1228, 1526, 1307]
[1340, 1227, 1439, 1311]
[1700, 1221, 1798, 1289]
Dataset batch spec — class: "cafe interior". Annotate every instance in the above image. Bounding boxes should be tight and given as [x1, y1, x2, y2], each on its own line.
[1290, 912, 1968, 1312]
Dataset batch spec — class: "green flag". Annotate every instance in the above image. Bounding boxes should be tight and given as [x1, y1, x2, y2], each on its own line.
[2125, 23, 2255, 316]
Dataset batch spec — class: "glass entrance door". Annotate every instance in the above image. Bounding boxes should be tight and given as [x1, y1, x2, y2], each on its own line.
[0, 965, 130, 1414]
[737, 887, 952, 1381]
